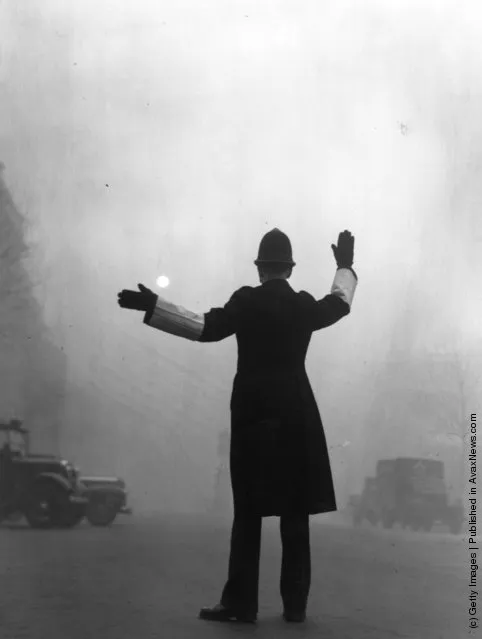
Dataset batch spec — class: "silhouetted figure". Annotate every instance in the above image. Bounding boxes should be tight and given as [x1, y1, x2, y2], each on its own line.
[118, 228, 357, 623]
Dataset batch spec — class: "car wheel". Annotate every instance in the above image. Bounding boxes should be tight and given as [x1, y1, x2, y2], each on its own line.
[86, 499, 118, 527]
[24, 482, 64, 529]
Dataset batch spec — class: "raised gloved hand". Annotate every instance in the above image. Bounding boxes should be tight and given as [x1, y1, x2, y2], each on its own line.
[117, 283, 157, 312]
[331, 230, 355, 269]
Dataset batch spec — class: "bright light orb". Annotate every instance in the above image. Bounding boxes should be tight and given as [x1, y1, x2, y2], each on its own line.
[156, 275, 170, 289]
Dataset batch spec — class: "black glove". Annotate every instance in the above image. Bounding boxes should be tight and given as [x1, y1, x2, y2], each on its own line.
[117, 283, 157, 312]
[331, 230, 355, 269]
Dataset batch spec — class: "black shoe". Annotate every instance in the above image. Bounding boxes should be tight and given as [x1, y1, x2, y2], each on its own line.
[199, 603, 257, 623]
[283, 609, 306, 622]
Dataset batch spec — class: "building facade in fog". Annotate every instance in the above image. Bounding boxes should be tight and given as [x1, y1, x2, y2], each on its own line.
[0, 166, 66, 453]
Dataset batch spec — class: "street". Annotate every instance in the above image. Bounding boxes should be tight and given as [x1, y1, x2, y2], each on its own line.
[0, 514, 466, 639]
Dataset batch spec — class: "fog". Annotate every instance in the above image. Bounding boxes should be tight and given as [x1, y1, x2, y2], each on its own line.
[1, 0, 481, 514]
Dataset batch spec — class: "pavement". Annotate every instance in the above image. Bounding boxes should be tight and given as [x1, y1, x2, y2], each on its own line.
[0, 511, 467, 639]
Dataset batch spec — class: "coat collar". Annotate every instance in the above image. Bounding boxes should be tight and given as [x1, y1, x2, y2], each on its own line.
[261, 278, 291, 289]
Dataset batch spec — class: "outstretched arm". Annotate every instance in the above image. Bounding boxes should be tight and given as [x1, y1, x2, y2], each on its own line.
[117, 284, 249, 342]
[310, 230, 358, 331]
[330, 266, 358, 306]
[117, 284, 206, 340]
[143, 296, 205, 341]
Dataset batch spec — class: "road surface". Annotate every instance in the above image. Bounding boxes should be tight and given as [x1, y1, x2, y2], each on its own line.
[0, 513, 467, 639]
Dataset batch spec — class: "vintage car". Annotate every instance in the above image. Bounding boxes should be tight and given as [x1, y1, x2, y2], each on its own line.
[349, 457, 464, 534]
[0, 419, 132, 528]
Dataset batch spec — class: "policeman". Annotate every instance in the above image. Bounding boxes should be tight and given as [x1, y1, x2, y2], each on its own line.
[118, 228, 357, 623]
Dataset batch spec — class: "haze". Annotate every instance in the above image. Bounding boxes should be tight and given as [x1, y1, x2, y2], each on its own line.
[1, 0, 480, 514]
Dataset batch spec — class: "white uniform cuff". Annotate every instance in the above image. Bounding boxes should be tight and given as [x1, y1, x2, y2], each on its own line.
[146, 297, 205, 340]
[331, 268, 357, 307]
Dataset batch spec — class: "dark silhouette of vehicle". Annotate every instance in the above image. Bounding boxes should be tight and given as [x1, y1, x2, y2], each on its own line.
[349, 457, 464, 534]
[80, 475, 132, 526]
[0, 419, 131, 528]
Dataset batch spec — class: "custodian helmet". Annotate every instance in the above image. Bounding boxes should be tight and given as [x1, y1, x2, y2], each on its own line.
[254, 228, 296, 267]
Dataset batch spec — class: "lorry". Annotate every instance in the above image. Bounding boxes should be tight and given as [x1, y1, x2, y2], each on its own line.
[0, 419, 132, 528]
[349, 457, 464, 534]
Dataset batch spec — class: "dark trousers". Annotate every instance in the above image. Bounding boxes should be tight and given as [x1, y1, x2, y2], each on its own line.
[220, 513, 311, 615]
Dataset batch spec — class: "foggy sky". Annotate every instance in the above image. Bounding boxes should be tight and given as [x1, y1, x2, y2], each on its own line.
[0, 0, 480, 510]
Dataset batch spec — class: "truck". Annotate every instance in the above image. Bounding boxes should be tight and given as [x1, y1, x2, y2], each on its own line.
[0, 419, 132, 528]
[349, 457, 465, 534]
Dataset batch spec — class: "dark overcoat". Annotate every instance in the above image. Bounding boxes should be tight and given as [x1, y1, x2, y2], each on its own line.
[199, 279, 350, 517]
